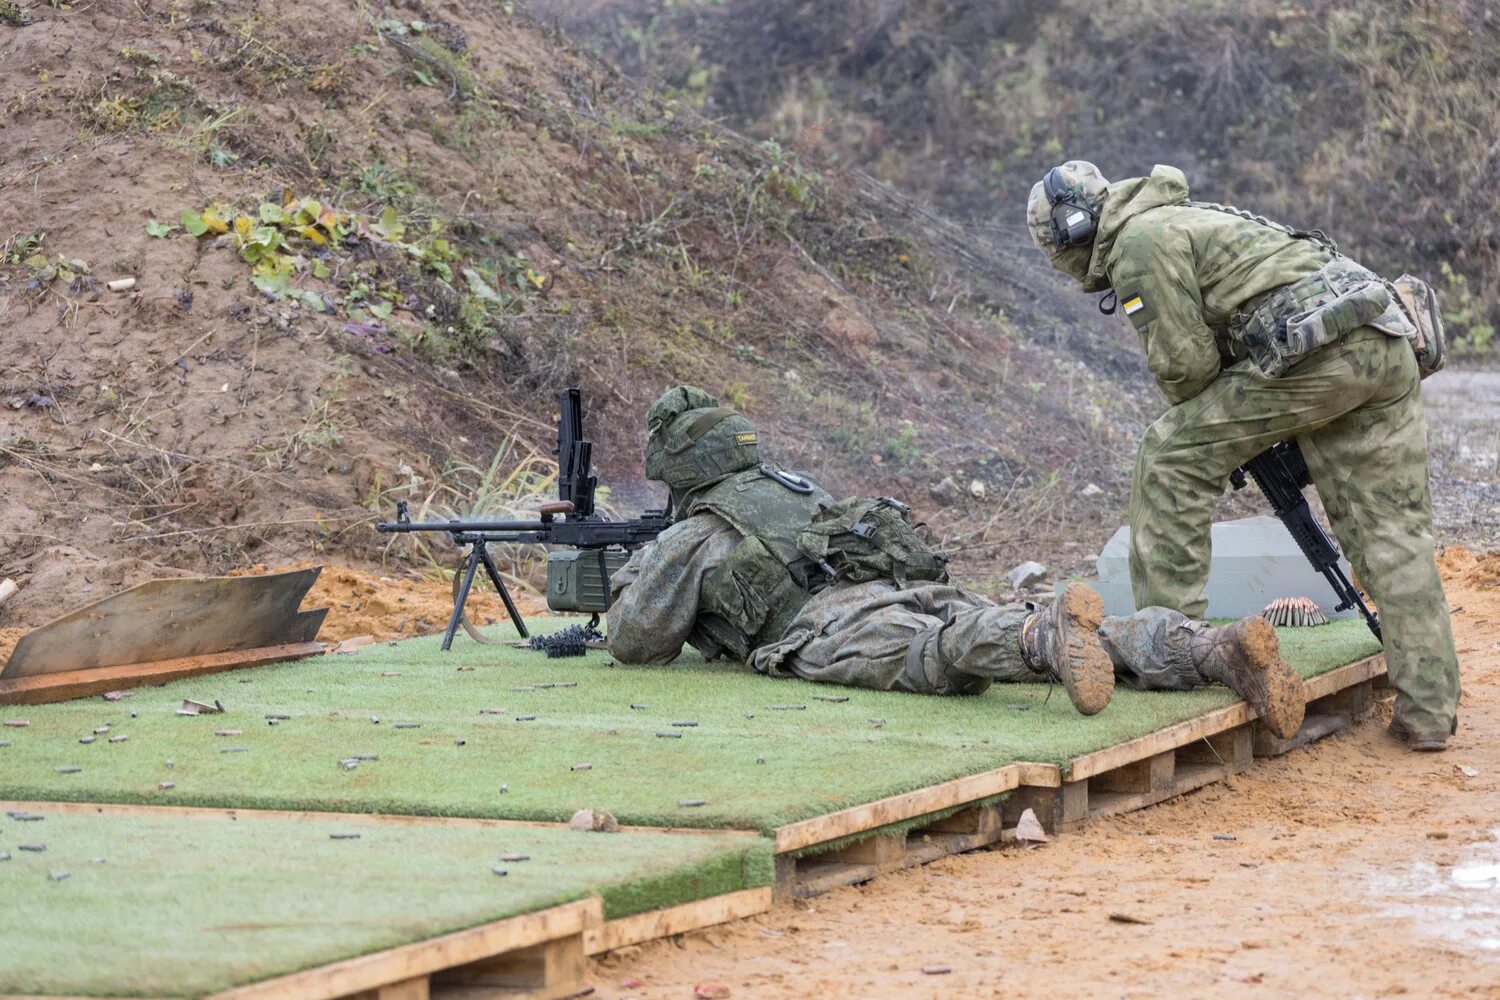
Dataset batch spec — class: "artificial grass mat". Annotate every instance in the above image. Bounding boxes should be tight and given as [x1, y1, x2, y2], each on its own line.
[0, 805, 770, 997]
[0, 618, 1380, 833]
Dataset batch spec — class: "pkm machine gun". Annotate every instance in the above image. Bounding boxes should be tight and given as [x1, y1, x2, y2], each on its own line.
[1230, 440, 1381, 640]
[377, 388, 671, 650]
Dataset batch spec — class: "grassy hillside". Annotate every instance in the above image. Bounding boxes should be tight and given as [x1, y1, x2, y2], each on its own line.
[0, 0, 1152, 628]
[538, 0, 1500, 352]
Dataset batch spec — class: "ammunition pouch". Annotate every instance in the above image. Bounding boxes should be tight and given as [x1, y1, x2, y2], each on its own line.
[1226, 259, 1391, 378]
[797, 497, 950, 588]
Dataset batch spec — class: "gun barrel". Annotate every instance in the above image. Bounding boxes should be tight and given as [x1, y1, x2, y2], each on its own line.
[376, 518, 550, 534]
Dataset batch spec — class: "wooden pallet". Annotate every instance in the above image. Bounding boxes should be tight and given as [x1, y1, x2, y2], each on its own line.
[772, 654, 1385, 897]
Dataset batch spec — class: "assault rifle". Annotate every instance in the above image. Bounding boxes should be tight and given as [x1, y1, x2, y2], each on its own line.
[1230, 440, 1381, 640]
[377, 388, 671, 650]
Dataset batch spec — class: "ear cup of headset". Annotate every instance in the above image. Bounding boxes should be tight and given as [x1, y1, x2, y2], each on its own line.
[1042, 166, 1098, 248]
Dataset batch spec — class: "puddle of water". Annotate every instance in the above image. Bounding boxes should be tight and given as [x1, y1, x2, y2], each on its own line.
[1363, 830, 1500, 956]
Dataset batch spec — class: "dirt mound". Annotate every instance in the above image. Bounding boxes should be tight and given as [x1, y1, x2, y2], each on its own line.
[1438, 545, 1500, 590]
[1, 0, 1150, 629]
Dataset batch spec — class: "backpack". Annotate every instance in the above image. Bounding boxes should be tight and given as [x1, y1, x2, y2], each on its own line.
[1390, 274, 1447, 379]
[797, 497, 949, 588]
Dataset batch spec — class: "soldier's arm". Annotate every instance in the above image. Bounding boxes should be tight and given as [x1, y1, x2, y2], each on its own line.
[1110, 225, 1222, 405]
[606, 514, 738, 664]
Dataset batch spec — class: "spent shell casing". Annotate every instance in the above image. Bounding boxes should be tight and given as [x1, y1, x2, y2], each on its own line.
[0, 852, 9, 861]
[109, 735, 128, 744]
[79, 736, 96, 745]
[393, 722, 421, 729]
[158, 781, 176, 790]
[8, 811, 44, 821]
[55, 765, 82, 773]
[329, 832, 361, 840]
[492, 866, 508, 876]
[93, 726, 110, 734]
[338, 759, 360, 771]
[629, 704, 649, 710]
[678, 799, 706, 807]
[214, 729, 243, 737]
[515, 715, 537, 722]
[454, 738, 466, 746]
[220, 746, 249, 753]
[499, 853, 530, 862]
[812, 695, 850, 703]
[19, 843, 45, 852]
[656, 732, 683, 739]
[265, 713, 291, 720]
[48, 870, 70, 881]
[570, 762, 592, 771]
[670, 720, 698, 727]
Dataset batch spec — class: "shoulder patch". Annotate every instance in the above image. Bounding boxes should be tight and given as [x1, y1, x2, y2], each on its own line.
[1123, 295, 1145, 316]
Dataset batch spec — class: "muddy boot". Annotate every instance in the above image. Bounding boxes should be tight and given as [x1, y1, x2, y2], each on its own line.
[1019, 583, 1114, 716]
[1191, 616, 1304, 739]
[1388, 715, 1449, 752]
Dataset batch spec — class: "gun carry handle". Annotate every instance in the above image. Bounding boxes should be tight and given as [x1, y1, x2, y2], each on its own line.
[539, 500, 575, 522]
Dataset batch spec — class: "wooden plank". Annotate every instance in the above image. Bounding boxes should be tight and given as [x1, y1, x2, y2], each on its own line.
[822, 831, 905, 866]
[1091, 750, 1175, 794]
[773, 763, 1021, 853]
[433, 934, 586, 998]
[584, 888, 773, 955]
[3, 570, 326, 678]
[1178, 724, 1253, 771]
[0, 642, 326, 705]
[204, 898, 602, 1000]
[920, 803, 1002, 837]
[1253, 713, 1355, 757]
[1081, 761, 1231, 824]
[1064, 653, 1385, 782]
[347, 976, 429, 1000]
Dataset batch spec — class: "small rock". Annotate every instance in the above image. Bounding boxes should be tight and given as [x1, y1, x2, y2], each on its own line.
[1459, 765, 1479, 778]
[928, 476, 963, 506]
[968, 478, 986, 499]
[694, 984, 731, 999]
[1015, 808, 1049, 844]
[568, 808, 619, 833]
[1079, 482, 1105, 498]
[1007, 561, 1048, 590]
[922, 965, 952, 976]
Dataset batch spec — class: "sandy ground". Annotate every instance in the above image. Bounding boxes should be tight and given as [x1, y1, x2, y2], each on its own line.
[593, 548, 1500, 999]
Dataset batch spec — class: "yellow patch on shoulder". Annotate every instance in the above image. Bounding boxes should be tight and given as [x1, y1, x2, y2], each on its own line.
[1123, 295, 1144, 315]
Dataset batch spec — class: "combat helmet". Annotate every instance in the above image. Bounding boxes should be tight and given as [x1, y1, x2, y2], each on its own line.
[1026, 160, 1110, 282]
[643, 385, 761, 497]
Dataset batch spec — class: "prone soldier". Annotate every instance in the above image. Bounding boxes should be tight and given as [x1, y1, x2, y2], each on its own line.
[606, 386, 1305, 738]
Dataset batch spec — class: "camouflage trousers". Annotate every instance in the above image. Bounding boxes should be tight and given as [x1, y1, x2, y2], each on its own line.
[1128, 327, 1460, 741]
[747, 581, 1206, 695]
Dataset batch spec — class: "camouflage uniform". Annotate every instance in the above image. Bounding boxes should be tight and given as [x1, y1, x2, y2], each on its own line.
[1033, 164, 1460, 742]
[609, 510, 1213, 696]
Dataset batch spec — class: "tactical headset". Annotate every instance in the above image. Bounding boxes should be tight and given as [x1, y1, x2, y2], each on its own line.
[1042, 166, 1099, 248]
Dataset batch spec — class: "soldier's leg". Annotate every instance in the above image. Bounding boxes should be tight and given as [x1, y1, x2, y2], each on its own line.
[1298, 336, 1461, 747]
[1129, 344, 1391, 618]
[1100, 607, 1305, 738]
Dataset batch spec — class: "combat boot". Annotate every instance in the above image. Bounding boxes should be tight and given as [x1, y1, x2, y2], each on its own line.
[1019, 583, 1114, 716]
[1387, 715, 1449, 752]
[1191, 617, 1304, 739]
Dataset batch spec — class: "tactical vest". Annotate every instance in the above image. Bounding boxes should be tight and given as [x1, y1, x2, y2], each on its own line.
[681, 466, 833, 653]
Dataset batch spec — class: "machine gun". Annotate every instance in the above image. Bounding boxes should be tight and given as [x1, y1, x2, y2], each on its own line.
[377, 388, 671, 650]
[1230, 440, 1381, 640]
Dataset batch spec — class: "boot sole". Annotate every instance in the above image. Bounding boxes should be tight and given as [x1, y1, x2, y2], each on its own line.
[1056, 583, 1114, 716]
[1239, 616, 1305, 740]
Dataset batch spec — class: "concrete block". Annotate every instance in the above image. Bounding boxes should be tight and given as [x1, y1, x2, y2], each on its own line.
[1068, 516, 1356, 620]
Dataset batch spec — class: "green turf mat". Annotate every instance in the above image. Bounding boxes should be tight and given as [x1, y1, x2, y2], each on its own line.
[0, 806, 770, 997]
[0, 619, 1379, 832]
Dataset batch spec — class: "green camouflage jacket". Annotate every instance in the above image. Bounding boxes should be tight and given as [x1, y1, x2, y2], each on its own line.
[1087, 166, 1332, 404]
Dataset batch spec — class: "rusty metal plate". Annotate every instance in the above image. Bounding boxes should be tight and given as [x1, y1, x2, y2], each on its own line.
[1, 569, 328, 679]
